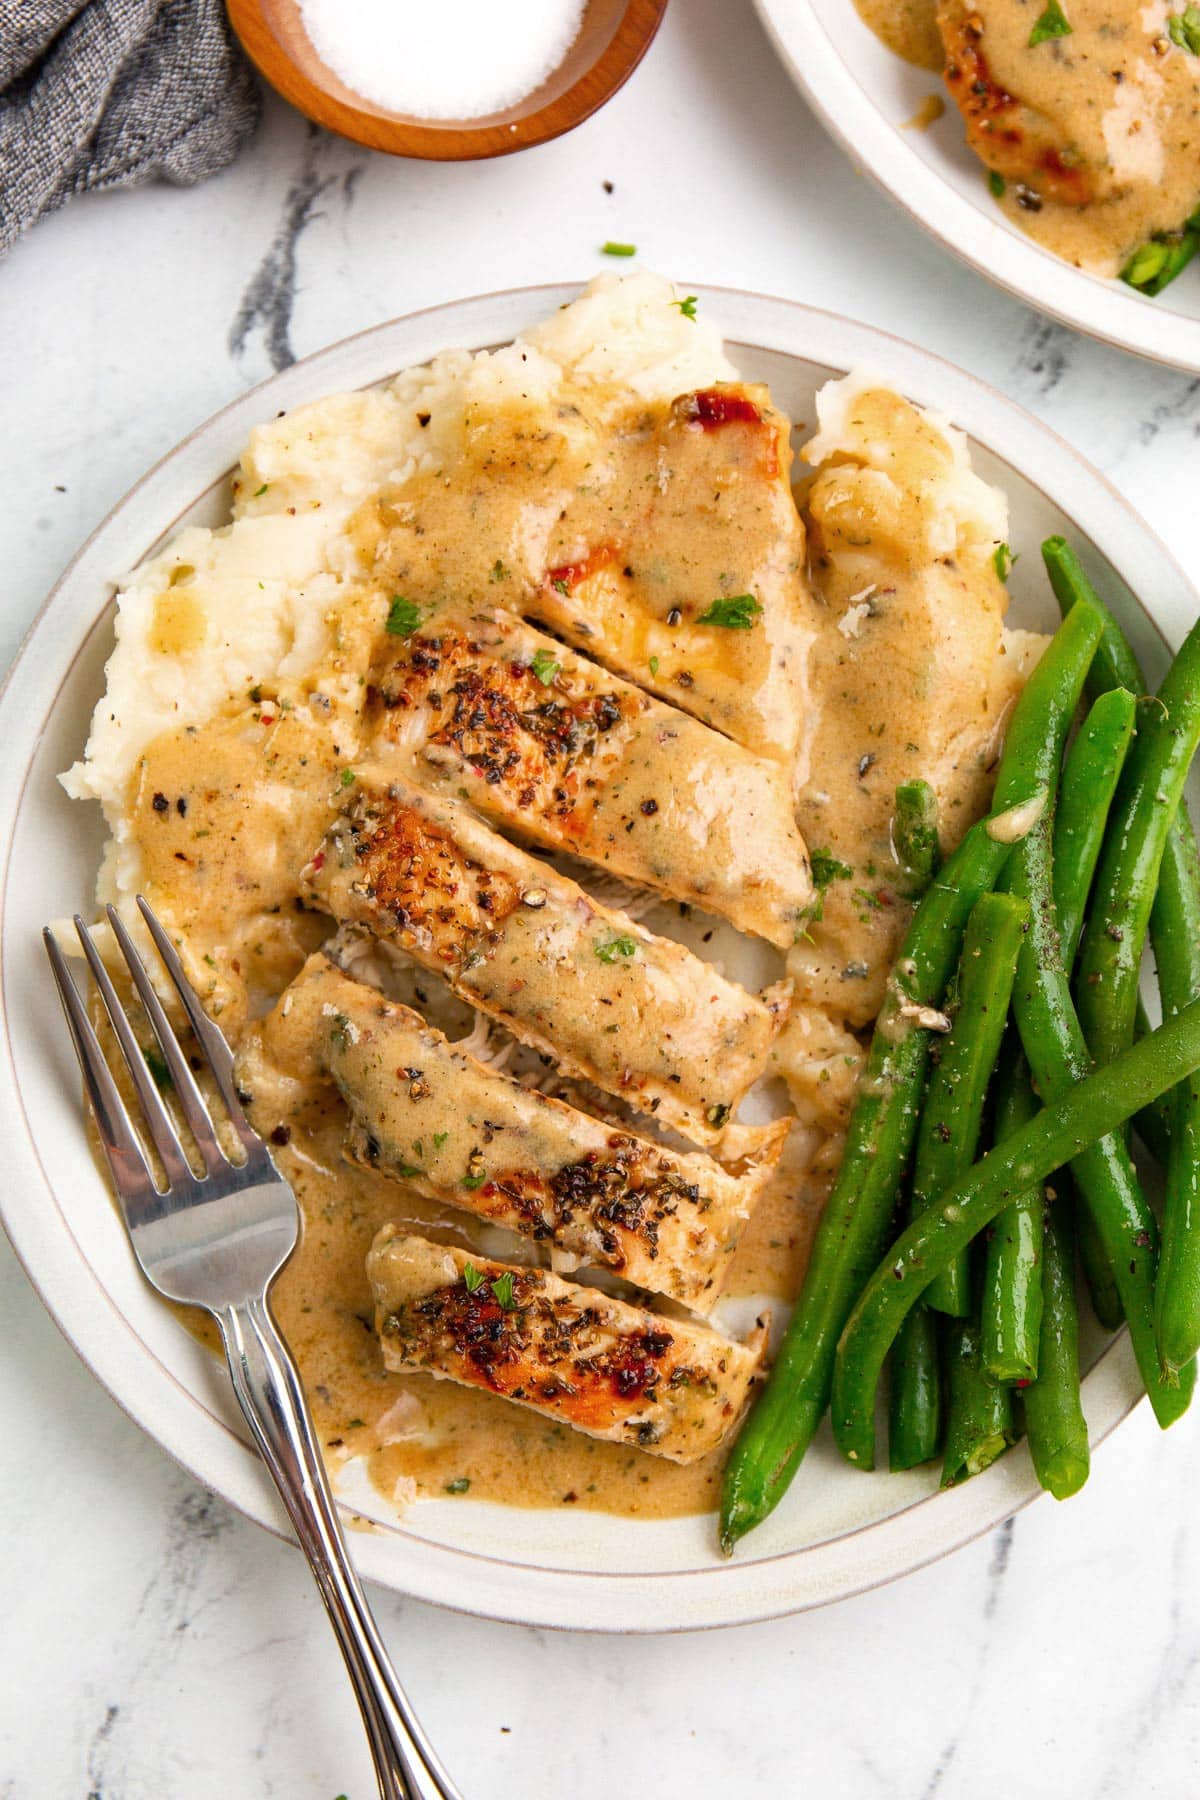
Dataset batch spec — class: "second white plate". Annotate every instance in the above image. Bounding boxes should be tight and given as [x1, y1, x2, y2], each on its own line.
[755, 0, 1200, 374]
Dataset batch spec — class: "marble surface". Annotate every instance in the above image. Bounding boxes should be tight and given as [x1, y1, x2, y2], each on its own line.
[3, 1, 1200, 1793]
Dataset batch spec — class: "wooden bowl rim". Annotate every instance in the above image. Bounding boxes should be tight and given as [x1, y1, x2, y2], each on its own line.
[227, 0, 669, 161]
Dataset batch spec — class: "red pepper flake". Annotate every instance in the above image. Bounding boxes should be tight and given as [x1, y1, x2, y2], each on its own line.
[682, 388, 763, 429]
[545, 543, 616, 594]
[310, 850, 326, 873]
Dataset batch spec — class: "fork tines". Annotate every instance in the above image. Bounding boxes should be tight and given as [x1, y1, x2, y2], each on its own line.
[44, 898, 260, 1207]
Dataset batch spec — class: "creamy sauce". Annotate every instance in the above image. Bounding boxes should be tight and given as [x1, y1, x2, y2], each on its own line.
[110, 383, 825, 1521]
[856, 0, 945, 68]
[859, 0, 1200, 276]
[788, 386, 1034, 1028]
[352, 380, 815, 764]
[101, 375, 1022, 1522]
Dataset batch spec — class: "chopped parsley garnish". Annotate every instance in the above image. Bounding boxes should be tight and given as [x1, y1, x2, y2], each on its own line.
[462, 1169, 487, 1190]
[433, 1131, 449, 1151]
[988, 171, 1006, 199]
[253, 483, 269, 497]
[993, 542, 1014, 581]
[463, 1261, 485, 1293]
[395, 1162, 424, 1179]
[551, 576, 570, 596]
[648, 655, 660, 677]
[445, 1477, 471, 1494]
[489, 558, 510, 582]
[811, 850, 853, 889]
[339, 767, 356, 788]
[144, 1045, 173, 1092]
[671, 295, 699, 320]
[594, 933, 639, 963]
[385, 595, 422, 636]
[1168, 7, 1200, 50]
[696, 593, 761, 629]
[853, 887, 883, 912]
[492, 1271, 518, 1310]
[602, 241, 637, 257]
[530, 648, 560, 685]
[1028, 0, 1071, 44]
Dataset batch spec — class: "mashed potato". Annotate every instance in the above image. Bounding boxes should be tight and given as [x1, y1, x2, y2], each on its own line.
[62, 271, 732, 892]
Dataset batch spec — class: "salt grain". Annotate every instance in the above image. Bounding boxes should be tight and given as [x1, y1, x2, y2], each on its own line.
[299, 0, 588, 121]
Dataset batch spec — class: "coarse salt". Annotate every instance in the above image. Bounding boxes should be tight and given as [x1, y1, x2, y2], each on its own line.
[299, 0, 588, 121]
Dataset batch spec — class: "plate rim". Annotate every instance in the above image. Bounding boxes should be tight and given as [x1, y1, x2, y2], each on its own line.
[752, 0, 1200, 376]
[0, 280, 1188, 1633]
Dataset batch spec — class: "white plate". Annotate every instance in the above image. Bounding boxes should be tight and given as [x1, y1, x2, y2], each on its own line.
[754, 0, 1200, 375]
[1, 285, 1194, 1634]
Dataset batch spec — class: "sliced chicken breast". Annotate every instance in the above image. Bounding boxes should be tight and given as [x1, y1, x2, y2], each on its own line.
[243, 953, 789, 1313]
[365, 380, 814, 764]
[302, 771, 789, 1148]
[367, 606, 814, 947]
[522, 383, 814, 763]
[938, 0, 1095, 205]
[367, 1230, 765, 1463]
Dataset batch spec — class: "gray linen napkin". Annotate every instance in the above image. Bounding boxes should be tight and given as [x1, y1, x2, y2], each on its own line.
[0, 0, 261, 256]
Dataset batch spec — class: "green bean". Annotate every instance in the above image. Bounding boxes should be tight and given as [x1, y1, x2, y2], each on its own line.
[911, 893, 1029, 1317]
[1133, 999, 1173, 1167]
[1073, 1173, 1124, 1331]
[831, 994, 1200, 1469]
[720, 604, 1101, 1547]
[894, 780, 942, 897]
[1051, 686, 1137, 1329]
[888, 780, 944, 1471]
[889, 1305, 942, 1470]
[1076, 614, 1200, 1067]
[980, 1042, 1044, 1384]
[1042, 537, 1144, 703]
[1023, 1194, 1090, 1499]
[1120, 212, 1200, 297]
[717, 810, 1027, 1551]
[1045, 538, 1200, 1367]
[942, 1321, 1015, 1487]
[1053, 688, 1137, 967]
[1154, 820, 1200, 1374]
[1006, 806, 1189, 1425]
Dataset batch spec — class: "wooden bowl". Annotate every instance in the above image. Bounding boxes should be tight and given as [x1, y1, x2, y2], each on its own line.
[227, 0, 668, 161]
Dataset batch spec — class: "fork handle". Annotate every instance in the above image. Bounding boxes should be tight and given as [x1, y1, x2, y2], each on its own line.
[217, 1297, 463, 1800]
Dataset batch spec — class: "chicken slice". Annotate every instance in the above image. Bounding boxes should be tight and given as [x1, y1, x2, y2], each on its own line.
[302, 771, 789, 1149]
[523, 384, 814, 763]
[367, 606, 813, 947]
[938, 0, 1094, 205]
[791, 376, 1042, 1028]
[241, 953, 788, 1313]
[367, 1231, 765, 1463]
[365, 380, 815, 764]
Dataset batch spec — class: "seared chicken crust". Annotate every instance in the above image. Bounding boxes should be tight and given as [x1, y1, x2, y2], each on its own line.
[303, 771, 789, 1148]
[241, 954, 789, 1312]
[368, 607, 813, 946]
[367, 1231, 765, 1463]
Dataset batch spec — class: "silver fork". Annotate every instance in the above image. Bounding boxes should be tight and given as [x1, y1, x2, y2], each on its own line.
[45, 896, 464, 1800]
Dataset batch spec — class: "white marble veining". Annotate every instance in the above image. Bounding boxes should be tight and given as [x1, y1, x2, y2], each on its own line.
[3, 1, 1200, 1794]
